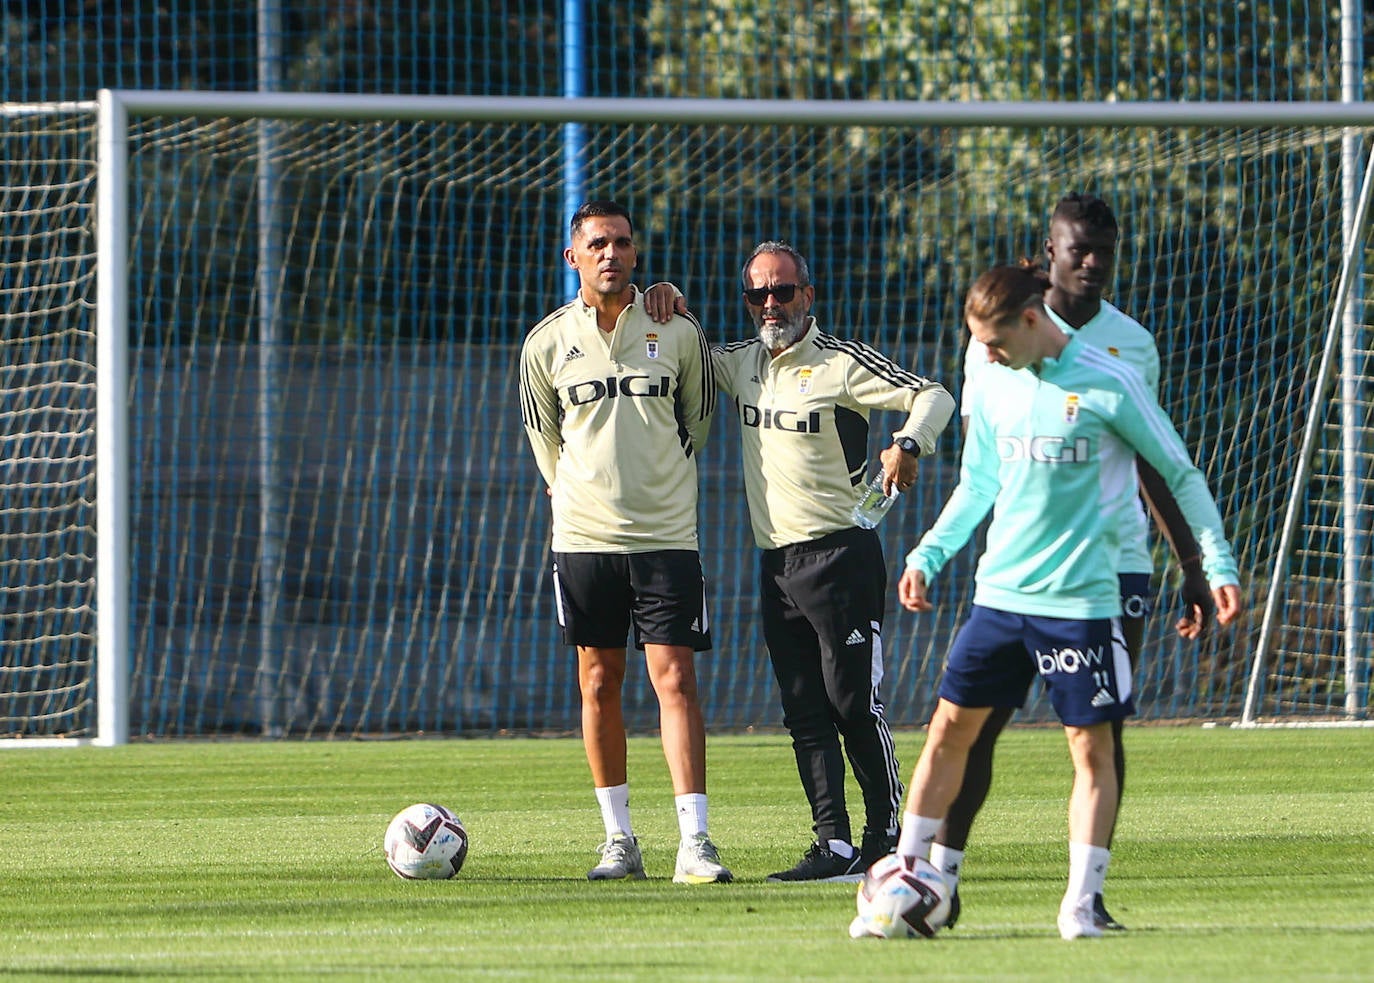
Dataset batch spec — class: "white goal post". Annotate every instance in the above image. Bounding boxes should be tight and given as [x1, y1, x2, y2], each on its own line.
[1242, 143, 1374, 728]
[2, 91, 1372, 744]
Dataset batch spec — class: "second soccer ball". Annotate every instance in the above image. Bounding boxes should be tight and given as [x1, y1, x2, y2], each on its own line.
[849, 853, 951, 939]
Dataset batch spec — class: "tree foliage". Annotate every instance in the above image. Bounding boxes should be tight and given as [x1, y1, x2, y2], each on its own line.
[643, 0, 1352, 102]
[2, 0, 1364, 345]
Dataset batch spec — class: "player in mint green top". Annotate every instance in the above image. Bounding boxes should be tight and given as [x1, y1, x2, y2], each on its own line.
[889, 262, 1243, 940]
[935, 194, 1213, 934]
[909, 314, 1237, 618]
[967, 297, 1159, 576]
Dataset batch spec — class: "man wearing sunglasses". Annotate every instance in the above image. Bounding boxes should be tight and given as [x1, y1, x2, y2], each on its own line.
[702, 240, 954, 881]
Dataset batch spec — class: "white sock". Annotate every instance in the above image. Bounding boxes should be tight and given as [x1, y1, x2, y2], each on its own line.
[929, 843, 964, 888]
[827, 838, 856, 859]
[675, 792, 708, 841]
[594, 784, 632, 840]
[1064, 842, 1111, 907]
[896, 813, 943, 861]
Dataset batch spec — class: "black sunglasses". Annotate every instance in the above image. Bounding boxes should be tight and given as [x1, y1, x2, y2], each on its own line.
[743, 284, 801, 305]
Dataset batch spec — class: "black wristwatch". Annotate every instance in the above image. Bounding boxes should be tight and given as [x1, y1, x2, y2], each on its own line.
[894, 436, 921, 457]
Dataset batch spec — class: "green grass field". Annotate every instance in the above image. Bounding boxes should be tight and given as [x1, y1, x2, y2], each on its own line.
[3, 727, 1371, 981]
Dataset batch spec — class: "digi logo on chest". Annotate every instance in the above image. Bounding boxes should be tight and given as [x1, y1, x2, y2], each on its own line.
[740, 404, 823, 433]
[996, 435, 1093, 463]
[565, 375, 673, 405]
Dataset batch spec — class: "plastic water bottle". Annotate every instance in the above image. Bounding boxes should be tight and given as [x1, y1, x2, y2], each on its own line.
[851, 474, 898, 529]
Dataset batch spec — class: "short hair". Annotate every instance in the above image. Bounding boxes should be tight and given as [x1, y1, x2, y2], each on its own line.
[964, 259, 1051, 325]
[1050, 192, 1118, 233]
[570, 200, 634, 239]
[740, 240, 811, 288]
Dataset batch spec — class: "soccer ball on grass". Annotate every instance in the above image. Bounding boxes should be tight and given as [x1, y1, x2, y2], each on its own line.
[383, 802, 469, 880]
[848, 853, 951, 939]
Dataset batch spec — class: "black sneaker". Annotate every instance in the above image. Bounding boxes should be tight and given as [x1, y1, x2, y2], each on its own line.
[766, 842, 863, 882]
[857, 828, 897, 869]
[945, 886, 962, 929]
[1093, 892, 1126, 931]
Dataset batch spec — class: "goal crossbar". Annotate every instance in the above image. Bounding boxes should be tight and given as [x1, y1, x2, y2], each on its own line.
[101, 91, 1374, 128]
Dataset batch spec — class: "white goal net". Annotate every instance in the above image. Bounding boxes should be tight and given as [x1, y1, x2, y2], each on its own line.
[2, 94, 1371, 741]
[0, 105, 98, 742]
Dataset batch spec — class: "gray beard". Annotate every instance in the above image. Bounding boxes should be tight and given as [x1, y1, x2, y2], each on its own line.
[759, 317, 806, 352]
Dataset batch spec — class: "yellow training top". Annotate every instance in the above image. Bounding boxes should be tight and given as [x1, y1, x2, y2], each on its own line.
[519, 287, 716, 553]
[713, 319, 953, 549]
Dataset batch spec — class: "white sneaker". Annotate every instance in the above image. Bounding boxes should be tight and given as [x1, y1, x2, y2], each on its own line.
[587, 833, 646, 881]
[1058, 894, 1105, 939]
[673, 833, 733, 884]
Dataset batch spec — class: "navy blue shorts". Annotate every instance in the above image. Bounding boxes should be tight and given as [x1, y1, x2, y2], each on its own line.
[1118, 572, 1154, 621]
[938, 605, 1135, 726]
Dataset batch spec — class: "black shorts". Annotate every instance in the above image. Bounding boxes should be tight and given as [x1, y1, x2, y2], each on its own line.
[551, 550, 712, 651]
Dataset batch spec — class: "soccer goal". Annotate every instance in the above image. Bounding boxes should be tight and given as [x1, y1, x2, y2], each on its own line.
[2, 91, 1372, 744]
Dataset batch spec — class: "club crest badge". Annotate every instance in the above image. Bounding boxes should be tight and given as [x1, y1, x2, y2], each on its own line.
[1064, 393, 1080, 424]
[798, 368, 813, 394]
[645, 333, 660, 359]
